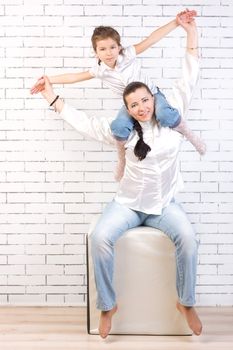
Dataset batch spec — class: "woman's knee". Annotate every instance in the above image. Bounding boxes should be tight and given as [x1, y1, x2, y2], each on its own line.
[90, 227, 110, 252]
[176, 228, 199, 255]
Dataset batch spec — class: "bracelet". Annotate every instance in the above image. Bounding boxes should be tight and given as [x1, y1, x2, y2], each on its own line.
[187, 47, 198, 50]
[49, 95, 59, 107]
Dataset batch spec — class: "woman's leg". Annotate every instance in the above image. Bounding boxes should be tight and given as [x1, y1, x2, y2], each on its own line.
[110, 106, 134, 181]
[90, 200, 143, 311]
[90, 200, 144, 338]
[143, 201, 202, 335]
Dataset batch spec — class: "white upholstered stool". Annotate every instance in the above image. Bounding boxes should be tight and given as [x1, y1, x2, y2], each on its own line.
[86, 218, 191, 335]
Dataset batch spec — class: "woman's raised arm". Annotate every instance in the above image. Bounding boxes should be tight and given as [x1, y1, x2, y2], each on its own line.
[40, 76, 115, 146]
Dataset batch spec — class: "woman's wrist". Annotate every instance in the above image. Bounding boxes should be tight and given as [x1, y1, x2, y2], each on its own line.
[42, 91, 57, 105]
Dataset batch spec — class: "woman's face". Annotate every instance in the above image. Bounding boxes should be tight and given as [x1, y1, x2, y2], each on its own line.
[125, 87, 154, 122]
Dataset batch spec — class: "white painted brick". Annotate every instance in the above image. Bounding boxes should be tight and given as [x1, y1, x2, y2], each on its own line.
[47, 234, 84, 245]
[200, 254, 232, 264]
[8, 276, 45, 286]
[219, 264, 233, 275]
[46, 213, 84, 224]
[65, 294, 85, 304]
[65, 203, 102, 214]
[64, 224, 88, 235]
[197, 265, 217, 275]
[25, 204, 63, 214]
[46, 294, 65, 305]
[46, 193, 84, 203]
[9, 294, 46, 305]
[218, 245, 233, 254]
[0, 276, 7, 284]
[64, 244, 85, 255]
[86, 5, 122, 15]
[47, 275, 84, 285]
[0, 265, 25, 274]
[65, 265, 86, 275]
[63, 182, 102, 192]
[0, 286, 26, 293]
[8, 193, 45, 203]
[8, 235, 45, 245]
[26, 265, 63, 275]
[3, 213, 45, 224]
[47, 254, 83, 265]
[45, 5, 83, 16]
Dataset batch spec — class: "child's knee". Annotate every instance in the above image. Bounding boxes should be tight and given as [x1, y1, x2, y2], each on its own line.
[111, 118, 133, 140]
[155, 90, 181, 128]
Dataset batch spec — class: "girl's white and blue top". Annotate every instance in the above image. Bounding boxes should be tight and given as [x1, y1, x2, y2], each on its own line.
[60, 53, 199, 215]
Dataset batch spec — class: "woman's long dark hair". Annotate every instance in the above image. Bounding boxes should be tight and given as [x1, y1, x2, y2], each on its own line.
[133, 120, 151, 161]
[123, 81, 153, 161]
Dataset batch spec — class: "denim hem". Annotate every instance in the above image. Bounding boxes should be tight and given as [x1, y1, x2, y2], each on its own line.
[178, 298, 196, 307]
[113, 135, 128, 141]
[170, 115, 181, 128]
[97, 303, 117, 311]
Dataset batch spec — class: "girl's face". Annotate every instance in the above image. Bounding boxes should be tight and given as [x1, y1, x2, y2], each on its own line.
[95, 37, 121, 68]
[125, 87, 155, 122]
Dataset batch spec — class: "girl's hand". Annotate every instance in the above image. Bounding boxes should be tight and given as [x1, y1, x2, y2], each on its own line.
[30, 76, 46, 95]
[176, 9, 197, 24]
[176, 9, 197, 33]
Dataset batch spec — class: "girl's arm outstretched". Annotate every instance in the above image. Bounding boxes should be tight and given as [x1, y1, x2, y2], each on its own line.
[30, 70, 93, 95]
[134, 9, 197, 55]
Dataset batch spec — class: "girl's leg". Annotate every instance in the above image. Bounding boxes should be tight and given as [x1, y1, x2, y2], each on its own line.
[110, 106, 134, 181]
[143, 201, 202, 335]
[174, 119, 206, 155]
[155, 88, 181, 128]
[155, 88, 206, 155]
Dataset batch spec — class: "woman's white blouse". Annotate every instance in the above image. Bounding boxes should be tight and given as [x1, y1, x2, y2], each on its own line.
[60, 53, 199, 215]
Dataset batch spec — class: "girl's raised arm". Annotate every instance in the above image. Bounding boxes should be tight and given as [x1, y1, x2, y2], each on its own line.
[134, 9, 197, 55]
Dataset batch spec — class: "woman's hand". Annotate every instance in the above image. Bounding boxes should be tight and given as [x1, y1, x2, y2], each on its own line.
[176, 9, 197, 27]
[177, 11, 198, 57]
[30, 76, 47, 95]
[176, 10, 197, 32]
[39, 76, 64, 113]
[39, 76, 56, 102]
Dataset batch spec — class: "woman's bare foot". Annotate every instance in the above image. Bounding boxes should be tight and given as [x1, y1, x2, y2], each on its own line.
[176, 301, 202, 335]
[98, 305, 118, 339]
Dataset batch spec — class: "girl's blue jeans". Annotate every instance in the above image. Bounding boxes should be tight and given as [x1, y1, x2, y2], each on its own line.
[111, 88, 181, 140]
[90, 199, 199, 311]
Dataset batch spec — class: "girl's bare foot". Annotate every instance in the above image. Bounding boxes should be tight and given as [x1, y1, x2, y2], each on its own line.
[98, 305, 118, 339]
[176, 301, 202, 335]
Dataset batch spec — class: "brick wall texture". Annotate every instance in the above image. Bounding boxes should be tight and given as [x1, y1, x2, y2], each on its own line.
[0, 0, 232, 306]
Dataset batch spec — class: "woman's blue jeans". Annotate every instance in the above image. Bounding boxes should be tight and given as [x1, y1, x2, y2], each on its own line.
[90, 200, 199, 311]
[111, 89, 181, 140]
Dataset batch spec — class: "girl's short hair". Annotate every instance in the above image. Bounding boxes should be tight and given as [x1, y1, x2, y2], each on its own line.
[91, 26, 122, 52]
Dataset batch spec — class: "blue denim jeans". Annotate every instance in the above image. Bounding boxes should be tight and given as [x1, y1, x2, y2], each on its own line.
[90, 200, 199, 311]
[111, 88, 181, 140]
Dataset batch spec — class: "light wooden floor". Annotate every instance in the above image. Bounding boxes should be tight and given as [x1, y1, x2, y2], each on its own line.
[0, 307, 232, 350]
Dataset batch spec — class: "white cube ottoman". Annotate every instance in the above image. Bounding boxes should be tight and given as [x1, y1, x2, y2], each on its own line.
[87, 219, 191, 335]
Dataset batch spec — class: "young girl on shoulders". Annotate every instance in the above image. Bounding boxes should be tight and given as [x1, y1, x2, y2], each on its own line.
[31, 9, 205, 181]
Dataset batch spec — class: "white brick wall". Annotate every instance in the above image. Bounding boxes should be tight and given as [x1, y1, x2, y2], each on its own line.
[0, 0, 233, 306]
